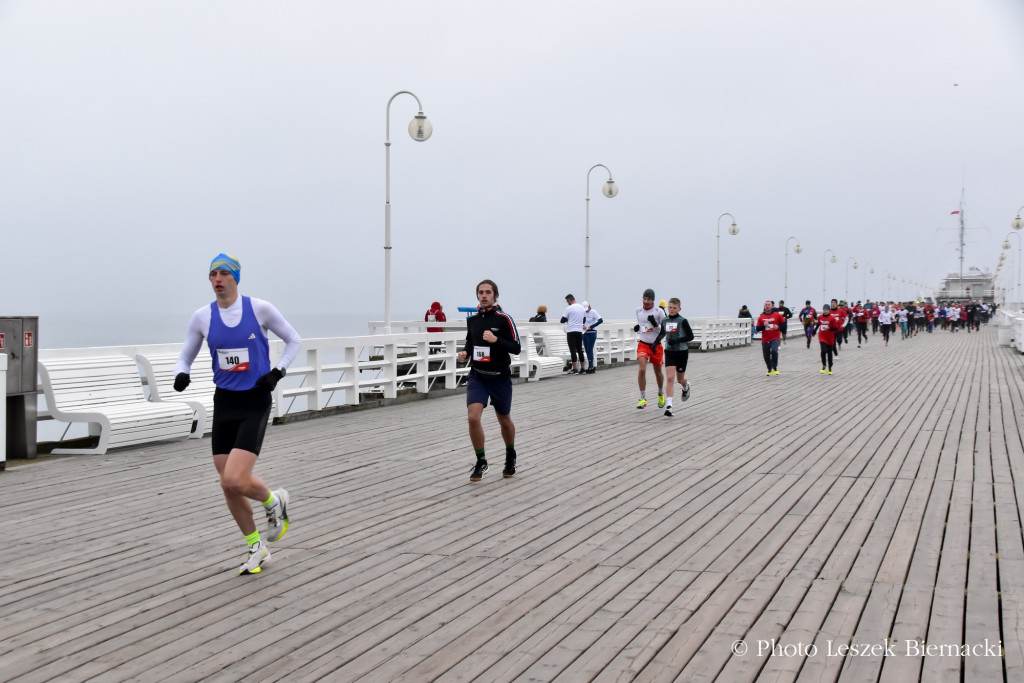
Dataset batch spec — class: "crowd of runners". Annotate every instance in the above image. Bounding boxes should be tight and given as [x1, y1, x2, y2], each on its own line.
[174, 255, 999, 575]
[774, 298, 995, 375]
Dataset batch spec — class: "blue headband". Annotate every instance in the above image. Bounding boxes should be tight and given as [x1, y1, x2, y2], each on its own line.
[209, 253, 240, 283]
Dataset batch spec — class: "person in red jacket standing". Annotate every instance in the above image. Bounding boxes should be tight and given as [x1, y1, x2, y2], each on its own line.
[813, 304, 842, 374]
[425, 301, 446, 332]
[756, 300, 785, 376]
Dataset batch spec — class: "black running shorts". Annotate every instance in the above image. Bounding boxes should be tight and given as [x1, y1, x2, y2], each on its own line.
[466, 371, 513, 415]
[211, 387, 272, 456]
[664, 349, 689, 373]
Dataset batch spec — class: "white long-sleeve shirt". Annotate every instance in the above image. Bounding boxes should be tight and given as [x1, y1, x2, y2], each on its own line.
[175, 296, 302, 375]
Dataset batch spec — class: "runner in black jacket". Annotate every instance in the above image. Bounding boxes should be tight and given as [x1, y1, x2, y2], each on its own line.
[457, 279, 522, 482]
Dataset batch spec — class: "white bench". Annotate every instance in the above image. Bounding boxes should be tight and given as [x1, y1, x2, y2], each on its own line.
[136, 353, 216, 438]
[38, 356, 194, 455]
[535, 328, 573, 369]
[514, 333, 564, 381]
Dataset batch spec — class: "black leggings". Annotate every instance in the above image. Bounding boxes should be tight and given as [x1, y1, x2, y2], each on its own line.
[566, 331, 584, 364]
[819, 341, 835, 369]
[881, 323, 892, 342]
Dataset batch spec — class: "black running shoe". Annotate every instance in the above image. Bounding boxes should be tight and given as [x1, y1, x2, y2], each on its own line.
[470, 460, 488, 482]
[503, 454, 516, 478]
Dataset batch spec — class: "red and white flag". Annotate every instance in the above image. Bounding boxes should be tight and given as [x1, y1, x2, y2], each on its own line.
[951, 210, 960, 215]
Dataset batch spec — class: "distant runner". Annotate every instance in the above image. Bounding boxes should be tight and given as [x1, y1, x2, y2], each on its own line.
[756, 300, 784, 376]
[634, 288, 666, 409]
[457, 279, 521, 482]
[661, 297, 694, 417]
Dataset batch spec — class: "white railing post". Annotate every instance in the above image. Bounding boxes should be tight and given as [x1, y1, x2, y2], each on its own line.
[1, 353, 6, 468]
[344, 345, 359, 405]
[384, 340, 398, 399]
[307, 347, 324, 411]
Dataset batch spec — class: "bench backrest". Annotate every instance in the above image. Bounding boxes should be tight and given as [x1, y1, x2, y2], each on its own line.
[39, 356, 149, 410]
[137, 353, 216, 401]
[536, 328, 571, 358]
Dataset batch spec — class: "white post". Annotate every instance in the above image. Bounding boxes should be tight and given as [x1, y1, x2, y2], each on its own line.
[1, 353, 6, 468]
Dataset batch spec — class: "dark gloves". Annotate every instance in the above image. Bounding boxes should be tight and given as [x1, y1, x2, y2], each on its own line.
[173, 372, 191, 392]
[648, 314, 657, 327]
[633, 324, 640, 332]
[256, 367, 285, 392]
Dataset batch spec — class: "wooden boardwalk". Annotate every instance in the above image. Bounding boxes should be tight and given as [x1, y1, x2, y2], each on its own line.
[1, 325, 1022, 682]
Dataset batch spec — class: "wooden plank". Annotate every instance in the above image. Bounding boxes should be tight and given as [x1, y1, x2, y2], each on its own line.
[0, 327, 1020, 681]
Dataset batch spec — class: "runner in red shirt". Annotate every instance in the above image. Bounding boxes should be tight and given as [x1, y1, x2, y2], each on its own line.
[830, 299, 846, 356]
[855, 303, 870, 347]
[756, 300, 785, 376]
[813, 304, 842, 374]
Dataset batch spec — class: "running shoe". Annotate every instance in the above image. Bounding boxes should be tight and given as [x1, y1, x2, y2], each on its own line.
[681, 384, 690, 401]
[585, 368, 595, 374]
[265, 489, 290, 543]
[502, 454, 516, 478]
[772, 369, 780, 376]
[239, 541, 270, 575]
[664, 407, 673, 417]
[766, 371, 772, 376]
[828, 369, 833, 375]
[470, 460, 488, 482]
[636, 398, 647, 409]
[821, 368, 826, 374]
[657, 394, 666, 408]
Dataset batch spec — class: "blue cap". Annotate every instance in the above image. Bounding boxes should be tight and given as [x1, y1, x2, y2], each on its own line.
[209, 253, 240, 283]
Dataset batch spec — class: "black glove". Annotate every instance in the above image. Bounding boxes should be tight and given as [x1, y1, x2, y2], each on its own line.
[633, 324, 640, 332]
[648, 314, 657, 327]
[173, 372, 191, 392]
[256, 367, 285, 392]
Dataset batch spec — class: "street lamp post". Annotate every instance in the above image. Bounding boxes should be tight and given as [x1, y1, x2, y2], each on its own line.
[863, 263, 874, 300]
[584, 164, 619, 303]
[383, 90, 432, 334]
[784, 236, 802, 304]
[822, 249, 837, 305]
[1003, 232, 1021, 307]
[716, 213, 739, 318]
[845, 257, 858, 302]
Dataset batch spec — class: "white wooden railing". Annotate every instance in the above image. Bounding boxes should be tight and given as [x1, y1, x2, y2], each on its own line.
[26, 318, 751, 452]
[370, 318, 753, 352]
[1, 353, 6, 468]
[996, 309, 1024, 353]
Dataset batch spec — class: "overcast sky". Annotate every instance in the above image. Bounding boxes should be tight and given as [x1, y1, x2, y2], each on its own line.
[3, 1, 1024, 346]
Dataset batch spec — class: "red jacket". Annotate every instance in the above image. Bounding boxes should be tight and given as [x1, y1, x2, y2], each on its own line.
[756, 312, 784, 343]
[425, 302, 446, 332]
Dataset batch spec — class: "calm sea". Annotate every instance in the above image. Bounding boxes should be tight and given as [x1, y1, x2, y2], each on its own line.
[38, 311, 403, 349]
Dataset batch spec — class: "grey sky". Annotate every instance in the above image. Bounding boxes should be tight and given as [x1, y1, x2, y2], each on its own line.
[3, 1, 1023, 346]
